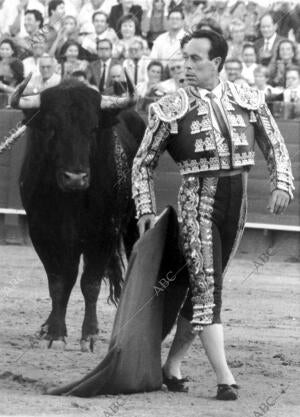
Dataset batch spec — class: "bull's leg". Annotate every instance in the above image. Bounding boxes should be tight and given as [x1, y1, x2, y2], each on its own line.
[80, 260, 104, 352]
[41, 266, 78, 346]
[30, 235, 80, 347]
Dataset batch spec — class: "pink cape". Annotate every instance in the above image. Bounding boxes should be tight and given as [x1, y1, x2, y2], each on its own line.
[48, 206, 188, 397]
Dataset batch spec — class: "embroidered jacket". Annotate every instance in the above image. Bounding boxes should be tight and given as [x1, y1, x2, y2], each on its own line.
[132, 81, 294, 218]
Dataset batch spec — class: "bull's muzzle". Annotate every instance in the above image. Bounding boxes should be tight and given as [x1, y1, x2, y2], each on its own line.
[58, 171, 90, 191]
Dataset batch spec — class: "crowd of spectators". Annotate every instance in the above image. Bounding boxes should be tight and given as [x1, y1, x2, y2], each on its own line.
[0, 0, 300, 118]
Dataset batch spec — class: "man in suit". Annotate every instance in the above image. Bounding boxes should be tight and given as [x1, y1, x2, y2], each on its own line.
[109, 0, 143, 35]
[254, 12, 285, 66]
[132, 29, 293, 400]
[123, 39, 148, 85]
[86, 38, 118, 92]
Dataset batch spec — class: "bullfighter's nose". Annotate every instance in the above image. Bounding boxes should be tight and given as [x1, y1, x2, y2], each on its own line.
[60, 171, 90, 190]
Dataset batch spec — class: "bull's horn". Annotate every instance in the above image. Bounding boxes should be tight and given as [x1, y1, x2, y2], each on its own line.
[100, 68, 137, 109]
[124, 68, 135, 96]
[10, 72, 40, 109]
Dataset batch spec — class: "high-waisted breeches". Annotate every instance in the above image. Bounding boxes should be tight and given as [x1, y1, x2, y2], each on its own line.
[177, 173, 248, 332]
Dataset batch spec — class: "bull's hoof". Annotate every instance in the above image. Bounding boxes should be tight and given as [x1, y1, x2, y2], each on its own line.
[80, 335, 98, 352]
[39, 338, 66, 350]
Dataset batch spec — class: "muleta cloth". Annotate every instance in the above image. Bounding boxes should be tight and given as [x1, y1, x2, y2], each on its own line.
[47, 206, 189, 397]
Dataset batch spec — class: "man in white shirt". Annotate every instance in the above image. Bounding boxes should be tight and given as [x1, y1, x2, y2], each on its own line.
[24, 54, 61, 93]
[22, 37, 47, 87]
[241, 43, 257, 86]
[81, 11, 118, 54]
[78, 0, 117, 31]
[284, 66, 300, 103]
[149, 9, 186, 69]
[123, 39, 149, 85]
[156, 58, 185, 94]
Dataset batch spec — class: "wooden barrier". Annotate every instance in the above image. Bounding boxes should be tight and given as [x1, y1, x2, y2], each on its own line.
[0, 110, 299, 244]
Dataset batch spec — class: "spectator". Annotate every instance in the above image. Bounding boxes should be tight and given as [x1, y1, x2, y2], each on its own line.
[241, 43, 257, 86]
[109, 0, 143, 35]
[224, 58, 248, 87]
[60, 40, 88, 79]
[254, 12, 285, 67]
[15, 9, 44, 52]
[25, 54, 61, 93]
[45, 0, 66, 50]
[144, 0, 166, 47]
[149, 9, 186, 69]
[81, 11, 118, 54]
[226, 18, 246, 60]
[109, 62, 126, 85]
[22, 37, 47, 90]
[182, 0, 206, 31]
[78, 0, 117, 32]
[268, 39, 299, 88]
[123, 39, 148, 85]
[156, 58, 185, 94]
[71, 69, 99, 91]
[86, 38, 118, 92]
[114, 14, 146, 59]
[283, 66, 300, 103]
[0, 39, 18, 61]
[0, 57, 24, 94]
[136, 59, 163, 98]
[253, 65, 274, 100]
[1, 0, 23, 37]
[9, 0, 45, 38]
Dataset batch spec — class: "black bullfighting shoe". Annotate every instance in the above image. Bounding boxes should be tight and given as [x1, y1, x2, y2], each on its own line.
[162, 369, 189, 393]
[216, 384, 239, 400]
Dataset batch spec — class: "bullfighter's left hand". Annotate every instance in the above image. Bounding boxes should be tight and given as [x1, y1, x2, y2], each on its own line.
[267, 190, 290, 215]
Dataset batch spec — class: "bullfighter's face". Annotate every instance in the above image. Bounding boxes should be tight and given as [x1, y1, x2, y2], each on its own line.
[182, 37, 221, 90]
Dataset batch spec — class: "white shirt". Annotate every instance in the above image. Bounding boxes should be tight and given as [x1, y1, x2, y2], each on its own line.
[0, 0, 19, 35]
[264, 32, 277, 51]
[149, 29, 186, 67]
[123, 56, 149, 84]
[198, 81, 230, 134]
[78, 1, 118, 30]
[284, 86, 300, 103]
[22, 56, 41, 77]
[242, 63, 258, 86]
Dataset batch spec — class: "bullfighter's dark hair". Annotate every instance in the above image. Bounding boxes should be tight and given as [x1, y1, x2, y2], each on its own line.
[181, 29, 228, 72]
[25, 9, 44, 28]
[48, 0, 64, 17]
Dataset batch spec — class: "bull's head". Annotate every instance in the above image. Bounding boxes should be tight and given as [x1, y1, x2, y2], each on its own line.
[10, 72, 136, 192]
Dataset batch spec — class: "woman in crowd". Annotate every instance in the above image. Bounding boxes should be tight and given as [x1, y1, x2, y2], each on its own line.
[51, 16, 80, 59]
[136, 59, 164, 99]
[59, 40, 88, 79]
[144, 0, 166, 48]
[113, 14, 146, 59]
[0, 57, 24, 94]
[109, 0, 143, 35]
[0, 39, 24, 97]
[268, 39, 299, 88]
[226, 18, 246, 60]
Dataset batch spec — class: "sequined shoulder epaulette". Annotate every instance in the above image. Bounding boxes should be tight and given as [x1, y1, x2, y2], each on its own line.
[226, 81, 265, 110]
[151, 88, 189, 123]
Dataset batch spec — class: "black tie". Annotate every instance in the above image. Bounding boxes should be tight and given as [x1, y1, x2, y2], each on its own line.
[99, 62, 106, 92]
[206, 92, 231, 142]
[134, 59, 138, 85]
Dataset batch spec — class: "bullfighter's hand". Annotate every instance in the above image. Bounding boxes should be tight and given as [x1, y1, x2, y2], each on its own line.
[267, 189, 290, 215]
[137, 214, 156, 236]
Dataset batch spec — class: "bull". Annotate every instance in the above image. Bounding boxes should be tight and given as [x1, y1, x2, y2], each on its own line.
[10, 73, 145, 351]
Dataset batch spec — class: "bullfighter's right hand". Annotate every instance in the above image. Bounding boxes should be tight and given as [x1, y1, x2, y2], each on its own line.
[137, 214, 156, 237]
